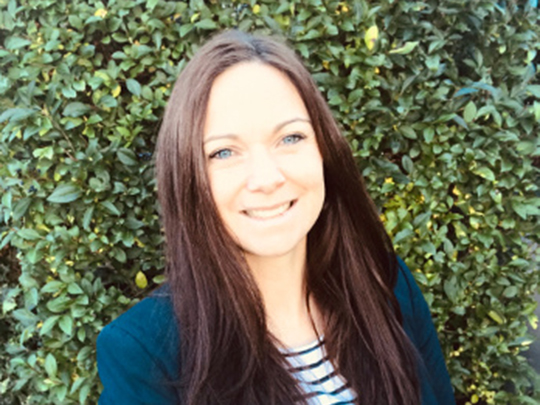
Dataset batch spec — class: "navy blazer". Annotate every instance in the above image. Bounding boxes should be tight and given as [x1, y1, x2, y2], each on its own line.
[97, 258, 455, 404]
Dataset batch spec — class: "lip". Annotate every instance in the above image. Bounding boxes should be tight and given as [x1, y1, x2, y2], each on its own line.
[241, 199, 297, 220]
[242, 199, 296, 212]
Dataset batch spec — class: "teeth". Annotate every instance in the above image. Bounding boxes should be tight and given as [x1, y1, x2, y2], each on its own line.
[245, 202, 291, 219]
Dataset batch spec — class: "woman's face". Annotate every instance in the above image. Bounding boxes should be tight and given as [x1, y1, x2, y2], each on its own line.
[203, 62, 325, 261]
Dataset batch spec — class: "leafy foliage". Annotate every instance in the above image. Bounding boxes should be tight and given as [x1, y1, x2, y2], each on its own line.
[0, 0, 539, 404]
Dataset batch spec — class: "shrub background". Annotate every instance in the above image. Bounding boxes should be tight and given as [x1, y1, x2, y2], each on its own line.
[1, 0, 539, 403]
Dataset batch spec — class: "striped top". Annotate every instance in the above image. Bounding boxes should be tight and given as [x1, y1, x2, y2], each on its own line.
[281, 339, 357, 405]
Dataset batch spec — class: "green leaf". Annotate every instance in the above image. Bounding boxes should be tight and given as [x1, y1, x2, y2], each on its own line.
[180, 23, 194, 37]
[444, 276, 458, 303]
[400, 126, 417, 140]
[39, 315, 60, 336]
[41, 280, 65, 294]
[0, 108, 37, 123]
[59, 315, 73, 335]
[503, 286, 518, 298]
[401, 155, 414, 174]
[413, 211, 431, 227]
[63, 102, 91, 118]
[126, 79, 141, 96]
[12, 308, 38, 326]
[61, 87, 77, 98]
[68, 15, 83, 29]
[393, 228, 413, 244]
[33, 146, 54, 160]
[77, 327, 87, 343]
[195, 18, 217, 30]
[67, 283, 84, 295]
[141, 86, 153, 100]
[44, 353, 58, 377]
[389, 41, 419, 55]
[526, 84, 540, 98]
[27, 245, 44, 264]
[5, 36, 31, 50]
[46, 295, 71, 313]
[2, 299, 17, 317]
[463, 101, 477, 123]
[13, 198, 32, 221]
[117, 148, 138, 166]
[70, 376, 87, 395]
[423, 127, 434, 143]
[146, 0, 160, 10]
[100, 201, 120, 216]
[474, 167, 495, 182]
[0, 232, 14, 250]
[114, 248, 127, 263]
[125, 217, 144, 229]
[79, 382, 91, 404]
[82, 206, 94, 230]
[131, 44, 153, 58]
[18, 228, 41, 240]
[47, 184, 81, 203]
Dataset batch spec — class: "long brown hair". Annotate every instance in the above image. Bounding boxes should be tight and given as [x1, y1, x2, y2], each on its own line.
[155, 30, 420, 404]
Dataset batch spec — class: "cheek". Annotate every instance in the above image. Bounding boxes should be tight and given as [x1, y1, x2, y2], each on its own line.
[282, 150, 324, 189]
[208, 170, 239, 216]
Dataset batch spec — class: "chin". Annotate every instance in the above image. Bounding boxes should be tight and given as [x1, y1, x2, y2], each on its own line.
[241, 239, 305, 260]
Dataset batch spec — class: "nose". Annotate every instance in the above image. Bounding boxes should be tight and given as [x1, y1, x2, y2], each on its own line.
[246, 147, 285, 193]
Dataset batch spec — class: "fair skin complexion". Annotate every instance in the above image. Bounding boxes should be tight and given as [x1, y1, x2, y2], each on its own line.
[203, 62, 325, 347]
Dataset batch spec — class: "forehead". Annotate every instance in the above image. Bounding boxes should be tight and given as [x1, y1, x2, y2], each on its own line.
[203, 62, 309, 137]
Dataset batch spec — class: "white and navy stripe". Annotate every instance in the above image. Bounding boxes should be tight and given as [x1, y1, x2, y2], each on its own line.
[281, 339, 357, 405]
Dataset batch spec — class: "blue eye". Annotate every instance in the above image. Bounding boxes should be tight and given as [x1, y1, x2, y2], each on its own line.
[282, 134, 305, 145]
[209, 149, 233, 160]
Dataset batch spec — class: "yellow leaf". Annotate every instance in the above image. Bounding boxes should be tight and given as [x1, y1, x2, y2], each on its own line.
[112, 84, 121, 98]
[364, 25, 378, 51]
[135, 271, 148, 289]
[488, 310, 504, 325]
[94, 8, 107, 18]
[94, 71, 110, 82]
[252, 4, 261, 14]
[471, 394, 479, 404]
[36, 224, 51, 232]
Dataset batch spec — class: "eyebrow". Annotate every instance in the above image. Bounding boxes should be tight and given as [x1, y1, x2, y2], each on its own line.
[203, 117, 312, 144]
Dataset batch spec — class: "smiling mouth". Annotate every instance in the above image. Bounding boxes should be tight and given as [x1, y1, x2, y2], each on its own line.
[243, 200, 296, 219]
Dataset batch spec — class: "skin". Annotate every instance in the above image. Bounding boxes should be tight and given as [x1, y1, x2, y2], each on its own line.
[203, 62, 326, 347]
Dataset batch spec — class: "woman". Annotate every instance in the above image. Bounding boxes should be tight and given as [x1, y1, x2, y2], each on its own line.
[97, 30, 454, 404]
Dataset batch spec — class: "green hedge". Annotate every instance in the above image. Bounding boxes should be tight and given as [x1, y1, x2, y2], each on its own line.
[1, 0, 539, 403]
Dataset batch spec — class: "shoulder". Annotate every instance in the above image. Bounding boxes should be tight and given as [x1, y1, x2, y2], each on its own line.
[393, 256, 423, 319]
[97, 284, 181, 402]
[98, 283, 179, 366]
[102, 285, 177, 343]
[392, 257, 456, 405]
[392, 257, 434, 345]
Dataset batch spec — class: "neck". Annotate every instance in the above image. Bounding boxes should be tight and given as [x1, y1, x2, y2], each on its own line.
[245, 243, 321, 348]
